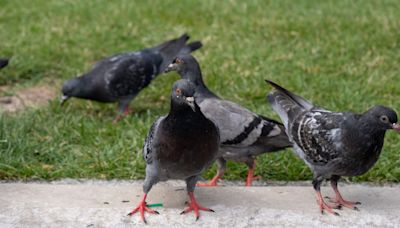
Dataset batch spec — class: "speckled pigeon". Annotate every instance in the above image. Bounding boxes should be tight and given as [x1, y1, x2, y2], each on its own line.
[0, 58, 9, 70]
[61, 34, 202, 122]
[165, 55, 291, 186]
[128, 79, 220, 223]
[266, 79, 400, 215]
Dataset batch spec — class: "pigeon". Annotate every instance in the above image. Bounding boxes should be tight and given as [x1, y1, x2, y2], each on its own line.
[0, 58, 9, 70]
[165, 54, 291, 186]
[266, 79, 400, 215]
[61, 34, 202, 122]
[128, 79, 220, 223]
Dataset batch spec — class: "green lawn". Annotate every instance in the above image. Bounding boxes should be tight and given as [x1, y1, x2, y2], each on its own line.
[1, 0, 400, 182]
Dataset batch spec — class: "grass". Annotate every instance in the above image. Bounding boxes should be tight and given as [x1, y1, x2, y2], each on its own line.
[1, 0, 400, 182]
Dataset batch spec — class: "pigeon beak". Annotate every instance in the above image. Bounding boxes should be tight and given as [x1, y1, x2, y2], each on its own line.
[60, 95, 70, 106]
[392, 123, 400, 133]
[164, 63, 177, 73]
[185, 96, 196, 112]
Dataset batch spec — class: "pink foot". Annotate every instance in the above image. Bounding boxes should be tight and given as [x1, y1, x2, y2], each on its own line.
[197, 174, 222, 187]
[325, 196, 361, 210]
[127, 194, 159, 224]
[316, 192, 340, 216]
[180, 192, 214, 220]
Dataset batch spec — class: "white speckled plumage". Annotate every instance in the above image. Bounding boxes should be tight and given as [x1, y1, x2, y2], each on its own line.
[266, 79, 400, 214]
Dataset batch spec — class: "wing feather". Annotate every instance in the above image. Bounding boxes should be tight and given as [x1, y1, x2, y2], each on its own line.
[143, 116, 164, 164]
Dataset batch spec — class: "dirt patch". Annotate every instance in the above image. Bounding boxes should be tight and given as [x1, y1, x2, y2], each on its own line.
[0, 86, 57, 113]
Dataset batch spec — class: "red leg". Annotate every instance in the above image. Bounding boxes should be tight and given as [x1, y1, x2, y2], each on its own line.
[197, 174, 222, 187]
[123, 106, 131, 116]
[316, 190, 340, 216]
[113, 107, 132, 123]
[127, 193, 159, 224]
[245, 161, 261, 187]
[180, 192, 214, 221]
[327, 181, 361, 210]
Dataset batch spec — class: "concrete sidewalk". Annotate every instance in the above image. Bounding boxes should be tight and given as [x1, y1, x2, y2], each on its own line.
[1, 181, 399, 227]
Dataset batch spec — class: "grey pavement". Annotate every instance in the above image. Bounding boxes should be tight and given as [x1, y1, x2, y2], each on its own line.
[1, 180, 399, 227]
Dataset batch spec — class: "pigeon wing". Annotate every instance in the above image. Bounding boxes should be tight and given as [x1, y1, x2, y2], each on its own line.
[107, 51, 162, 97]
[143, 116, 165, 164]
[291, 111, 344, 165]
[199, 98, 267, 146]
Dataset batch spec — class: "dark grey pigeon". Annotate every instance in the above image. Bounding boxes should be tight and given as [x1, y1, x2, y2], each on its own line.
[128, 79, 220, 223]
[165, 55, 291, 186]
[266, 79, 400, 215]
[0, 58, 9, 70]
[61, 34, 202, 122]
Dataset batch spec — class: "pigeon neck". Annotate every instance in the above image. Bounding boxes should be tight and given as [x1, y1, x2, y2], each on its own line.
[76, 77, 93, 97]
[169, 99, 201, 117]
[356, 115, 387, 138]
[181, 71, 217, 99]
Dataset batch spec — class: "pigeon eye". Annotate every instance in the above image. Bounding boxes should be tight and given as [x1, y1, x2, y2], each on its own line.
[175, 88, 182, 95]
[380, 115, 389, 123]
[174, 58, 183, 64]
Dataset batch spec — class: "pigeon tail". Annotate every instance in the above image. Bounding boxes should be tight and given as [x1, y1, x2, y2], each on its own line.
[265, 80, 314, 110]
[179, 41, 203, 54]
[259, 114, 284, 126]
[157, 34, 190, 72]
[152, 33, 189, 51]
[266, 80, 313, 129]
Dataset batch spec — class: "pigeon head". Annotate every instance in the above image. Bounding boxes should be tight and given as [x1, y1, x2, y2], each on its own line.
[61, 78, 83, 106]
[364, 105, 400, 132]
[171, 79, 197, 112]
[165, 54, 205, 87]
[165, 54, 197, 74]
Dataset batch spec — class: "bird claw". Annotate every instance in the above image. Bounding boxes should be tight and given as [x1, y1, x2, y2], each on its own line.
[180, 193, 214, 220]
[128, 199, 159, 223]
[321, 209, 340, 216]
[196, 181, 218, 187]
[333, 204, 342, 210]
[325, 196, 361, 210]
[318, 198, 340, 216]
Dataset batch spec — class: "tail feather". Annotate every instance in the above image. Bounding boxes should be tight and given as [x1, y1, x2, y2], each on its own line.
[179, 41, 203, 54]
[156, 34, 190, 71]
[258, 114, 284, 126]
[257, 116, 292, 149]
[152, 34, 189, 51]
[265, 80, 314, 110]
[266, 80, 312, 128]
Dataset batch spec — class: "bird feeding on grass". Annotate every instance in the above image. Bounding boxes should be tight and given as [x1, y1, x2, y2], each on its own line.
[128, 79, 220, 223]
[61, 34, 202, 123]
[165, 54, 291, 186]
[266, 79, 400, 215]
